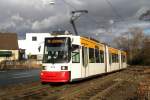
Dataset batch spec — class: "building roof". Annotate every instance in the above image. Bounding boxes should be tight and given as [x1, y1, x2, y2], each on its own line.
[0, 33, 18, 50]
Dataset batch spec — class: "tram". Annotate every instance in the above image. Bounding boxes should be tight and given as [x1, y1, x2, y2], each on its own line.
[40, 31, 127, 83]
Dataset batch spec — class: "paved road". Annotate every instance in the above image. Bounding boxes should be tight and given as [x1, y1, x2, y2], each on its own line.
[0, 69, 41, 86]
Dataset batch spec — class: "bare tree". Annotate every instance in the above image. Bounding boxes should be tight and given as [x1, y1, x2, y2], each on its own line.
[113, 32, 129, 51]
[129, 27, 145, 64]
[114, 27, 150, 65]
[140, 36, 150, 65]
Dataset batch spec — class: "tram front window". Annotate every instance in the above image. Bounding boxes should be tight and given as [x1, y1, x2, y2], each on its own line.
[43, 37, 71, 63]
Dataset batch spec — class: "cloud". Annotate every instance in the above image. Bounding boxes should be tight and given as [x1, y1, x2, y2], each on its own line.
[32, 14, 70, 31]
[68, 0, 84, 6]
[8, 0, 44, 9]
[0, 0, 150, 42]
[11, 14, 24, 22]
[1, 22, 16, 31]
[0, 13, 32, 33]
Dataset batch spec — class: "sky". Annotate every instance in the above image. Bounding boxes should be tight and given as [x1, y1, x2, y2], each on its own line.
[144, 28, 150, 35]
[0, 0, 150, 42]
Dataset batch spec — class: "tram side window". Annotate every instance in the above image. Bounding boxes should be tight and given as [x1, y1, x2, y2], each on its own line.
[112, 54, 115, 63]
[112, 54, 119, 63]
[95, 49, 100, 63]
[109, 53, 112, 64]
[72, 45, 80, 63]
[121, 55, 124, 62]
[116, 54, 119, 63]
[89, 48, 95, 63]
[121, 55, 126, 62]
[117, 54, 119, 62]
[124, 56, 126, 62]
[99, 50, 104, 63]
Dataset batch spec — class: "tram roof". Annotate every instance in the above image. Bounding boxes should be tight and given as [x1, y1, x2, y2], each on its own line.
[49, 33, 126, 54]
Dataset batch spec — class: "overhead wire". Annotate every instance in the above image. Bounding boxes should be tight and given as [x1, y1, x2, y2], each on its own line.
[61, 0, 76, 10]
[60, 0, 105, 29]
[104, 0, 124, 21]
[60, 0, 128, 35]
[60, 0, 125, 27]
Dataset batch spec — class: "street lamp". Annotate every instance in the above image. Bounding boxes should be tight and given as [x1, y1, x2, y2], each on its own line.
[42, 0, 88, 35]
[42, 0, 55, 5]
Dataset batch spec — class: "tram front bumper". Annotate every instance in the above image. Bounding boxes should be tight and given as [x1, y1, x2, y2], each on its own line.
[40, 71, 70, 82]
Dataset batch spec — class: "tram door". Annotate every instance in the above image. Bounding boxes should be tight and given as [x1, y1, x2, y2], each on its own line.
[82, 47, 89, 77]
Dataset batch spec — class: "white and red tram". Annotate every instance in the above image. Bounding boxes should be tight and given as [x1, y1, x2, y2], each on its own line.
[40, 33, 127, 83]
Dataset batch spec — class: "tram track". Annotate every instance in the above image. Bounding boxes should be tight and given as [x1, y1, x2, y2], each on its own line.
[0, 82, 46, 99]
[0, 67, 149, 100]
[13, 85, 49, 99]
[58, 72, 122, 100]
[2, 85, 67, 100]
[0, 71, 121, 100]
[58, 67, 149, 100]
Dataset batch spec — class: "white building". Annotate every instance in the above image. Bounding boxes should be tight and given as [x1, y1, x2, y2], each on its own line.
[18, 33, 51, 60]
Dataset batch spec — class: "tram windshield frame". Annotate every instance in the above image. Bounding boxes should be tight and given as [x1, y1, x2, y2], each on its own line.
[43, 37, 71, 63]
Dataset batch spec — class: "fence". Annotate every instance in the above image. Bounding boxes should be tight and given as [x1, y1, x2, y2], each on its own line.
[0, 60, 41, 70]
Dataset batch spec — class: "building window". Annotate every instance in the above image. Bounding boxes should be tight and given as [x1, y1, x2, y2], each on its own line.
[32, 36, 37, 41]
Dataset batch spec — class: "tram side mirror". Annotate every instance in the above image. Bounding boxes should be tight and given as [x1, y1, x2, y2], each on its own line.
[71, 45, 81, 51]
[38, 46, 41, 52]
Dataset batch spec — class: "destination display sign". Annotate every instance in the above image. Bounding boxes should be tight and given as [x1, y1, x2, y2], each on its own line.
[47, 39, 65, 44]
[45, 37, 69, 46]
[45, 37, 66, 44]
[45, 37, 71, 47]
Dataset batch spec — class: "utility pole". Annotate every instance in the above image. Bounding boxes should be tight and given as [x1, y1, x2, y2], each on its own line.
[70, 10, 88, 35]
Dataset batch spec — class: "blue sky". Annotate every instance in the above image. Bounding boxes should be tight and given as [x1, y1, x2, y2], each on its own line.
[144, 28, 150, 35]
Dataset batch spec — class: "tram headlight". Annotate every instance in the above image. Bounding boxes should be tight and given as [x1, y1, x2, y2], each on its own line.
[61, 66, 68, 70]
[40, 72, 44, 76]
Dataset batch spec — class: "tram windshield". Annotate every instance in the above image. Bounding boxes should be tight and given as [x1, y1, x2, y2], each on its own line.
[43, 37, 71, 63]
